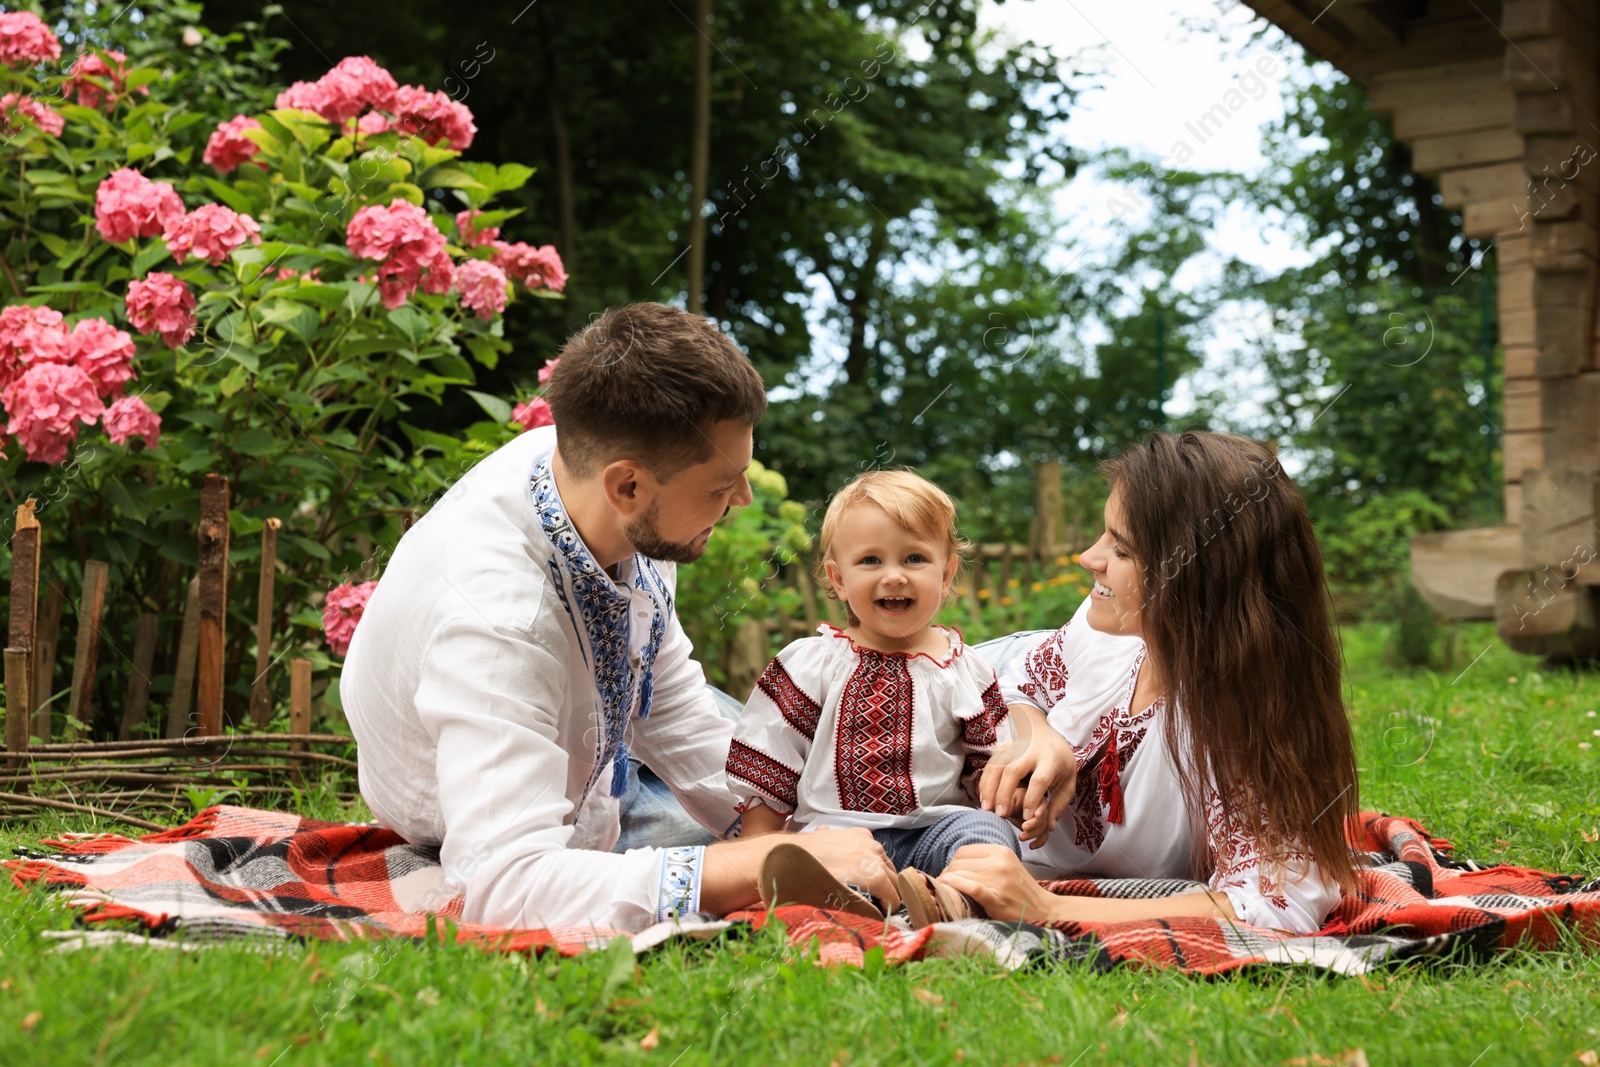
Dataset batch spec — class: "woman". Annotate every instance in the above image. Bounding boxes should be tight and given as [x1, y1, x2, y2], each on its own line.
[955, 431, 1359, 934]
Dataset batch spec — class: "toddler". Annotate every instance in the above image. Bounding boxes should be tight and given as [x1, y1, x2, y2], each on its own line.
[726, 470, 1025, 926]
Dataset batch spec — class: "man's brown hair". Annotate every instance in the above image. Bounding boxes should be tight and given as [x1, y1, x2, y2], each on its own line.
[543, 303, 767, 479]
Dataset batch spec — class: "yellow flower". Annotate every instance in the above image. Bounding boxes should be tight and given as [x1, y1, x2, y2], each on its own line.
[1049, 575, 1067, 586]
[953, 585, 970, 597]
[977, 588, 991, 599]
[1030, 581, 1045, 592]
[1000, 596, 1014, 607]
[1007, 578, 1020, 589]
[1070, 553, 1081, 564]
[1054, 555, 1069, 567]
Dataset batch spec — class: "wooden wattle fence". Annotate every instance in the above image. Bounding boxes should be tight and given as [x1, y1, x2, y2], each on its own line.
[3, 474, 354, 828]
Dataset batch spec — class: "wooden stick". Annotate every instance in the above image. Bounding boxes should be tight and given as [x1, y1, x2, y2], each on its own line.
[0, 791, 166, 831]
[116, 613, 161, 741]
[6, 501, 40, 723]
[290, 659, 312, 755]
[165, 576, 201, 739]
[32, 580, 62, 743]
[197, 476, 230, 737]
[248, 518, 282, 728]
[5, 648, 30, 776]
[26, 733, 352, 753]
[66, 560, 110, 737]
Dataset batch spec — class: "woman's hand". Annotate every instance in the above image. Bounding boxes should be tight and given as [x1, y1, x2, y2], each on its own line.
[978, 703, 1077, 848]
[937, 844, 1058, 923]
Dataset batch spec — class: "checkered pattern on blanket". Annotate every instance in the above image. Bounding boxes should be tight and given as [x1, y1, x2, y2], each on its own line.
[7, 806, 1599, 975]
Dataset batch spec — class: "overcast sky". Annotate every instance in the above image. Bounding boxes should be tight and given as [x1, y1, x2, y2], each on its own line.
[976, 0, 1329, 427]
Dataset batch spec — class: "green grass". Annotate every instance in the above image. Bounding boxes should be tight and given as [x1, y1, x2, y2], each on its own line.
[3, 621, 1599, 1065]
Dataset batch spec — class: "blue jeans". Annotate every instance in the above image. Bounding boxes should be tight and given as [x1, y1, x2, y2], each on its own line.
[872, 809, 1022, 874]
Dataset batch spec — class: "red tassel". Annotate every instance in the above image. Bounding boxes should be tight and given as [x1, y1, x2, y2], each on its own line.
[1099, 730, 1126, 825]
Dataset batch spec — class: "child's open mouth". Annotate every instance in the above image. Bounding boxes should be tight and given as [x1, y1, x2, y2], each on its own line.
[875, 597, 914, 614]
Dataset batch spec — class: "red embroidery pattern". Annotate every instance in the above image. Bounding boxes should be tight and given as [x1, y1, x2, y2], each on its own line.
[834, 651, 917, 815]
[1019, 629, 1070, 703]
[1205, 792, 1308, 913]
[1064, 649, 1159, 853]
[962, 753, 990, 783]
[726, 740, 801, 812]
[962, 680, 1010, 748]
[757, 657, 822, 741]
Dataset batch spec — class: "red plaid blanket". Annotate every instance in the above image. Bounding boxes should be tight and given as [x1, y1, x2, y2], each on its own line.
[7, 805, 1599, 974]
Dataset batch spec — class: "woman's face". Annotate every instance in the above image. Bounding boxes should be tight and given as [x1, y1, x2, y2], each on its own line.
[1078, 487, 1145, 637]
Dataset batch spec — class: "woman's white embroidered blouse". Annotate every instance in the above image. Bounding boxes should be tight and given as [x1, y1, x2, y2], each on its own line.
[726, 625, 1014, 831]
[999, 598, 1341, 933]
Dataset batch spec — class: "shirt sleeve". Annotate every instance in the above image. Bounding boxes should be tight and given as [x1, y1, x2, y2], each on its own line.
[1204, 790, 1341, 934]
[724, 640, 822, 815]
[627, 609, 742, 839]
[417, 608, 665, 932]
[997, 622, 1073, 712]
[953, 653, 1017, 798]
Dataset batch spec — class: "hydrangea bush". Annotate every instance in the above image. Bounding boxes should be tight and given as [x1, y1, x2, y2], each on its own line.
[0, 5, 566, 731]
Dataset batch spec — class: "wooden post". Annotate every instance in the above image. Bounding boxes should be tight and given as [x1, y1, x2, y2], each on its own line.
[792, 564, 822, 631]
[290, 658, 312, 755]
[197, 475, 230, 737]
[66, 559, 109, 737]
[249, 517, 282, 728]
[5, 648, 29, 769]
[725, 619, 768, 704]
[7, 500, 40, 729]
[32, 581, 62, 742]
[166, 577, 202, 739]
[117, 613, 161, 740]
[1030, 459, 1064, 562]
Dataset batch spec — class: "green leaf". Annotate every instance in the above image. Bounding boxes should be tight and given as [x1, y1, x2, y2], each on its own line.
[201, 177, 258, 214]
[132, 241, 171, 276]
[231, 427, 278, 456]
[466, 390, 512, 424]
[256, 300, 321, 344]
[382, 181, 425, 206]
[462, 335, 501, 370]
[104, 476, 150, 523]
[35, 232, 72, 259]
[386, 305, 430, 345]
[219, 363, 251, 397]
[424, 166, 488, 192]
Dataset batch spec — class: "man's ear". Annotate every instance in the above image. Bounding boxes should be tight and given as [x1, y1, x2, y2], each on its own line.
[601, 459, 653, 520]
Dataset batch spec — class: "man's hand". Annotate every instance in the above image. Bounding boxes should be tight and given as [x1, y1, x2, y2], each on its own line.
[979, 703, 1076, 849]
[702, 826, 900, 914]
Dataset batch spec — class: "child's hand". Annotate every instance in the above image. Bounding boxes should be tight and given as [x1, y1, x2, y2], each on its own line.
[1002, 788, 1053, 849]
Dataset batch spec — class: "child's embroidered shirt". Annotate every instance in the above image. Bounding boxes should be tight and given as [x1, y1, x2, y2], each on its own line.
[726, 624, 1015, 831]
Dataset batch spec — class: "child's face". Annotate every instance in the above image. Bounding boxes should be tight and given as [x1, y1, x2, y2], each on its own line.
[823, 502, 957, 645]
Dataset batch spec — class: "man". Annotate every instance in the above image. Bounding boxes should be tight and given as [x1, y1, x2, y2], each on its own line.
[342, 303, 900, 930]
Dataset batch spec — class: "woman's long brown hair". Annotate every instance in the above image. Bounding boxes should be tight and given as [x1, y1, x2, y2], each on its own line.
[1101, 431, 1359, 891]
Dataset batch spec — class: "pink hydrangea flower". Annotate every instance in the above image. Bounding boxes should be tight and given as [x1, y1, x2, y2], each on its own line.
[0, 11, 61, 68]
[356, 110, 391, 135]
[0, 92, 64, 137]
[275, 79, 325, 113]
[64, 49, 144, 111]
[538, 357, 559, 384]
[94, 168, 184, 244]
[0, 304, 68, 392]
[392, 85, 476, 149]
[346, 199, 453, 310]
[64, 318, 136, 397]
[455, 259, 508, 320]
[511, 395, 553, 431]
[314, 55, 399, 122]
[125, 273, 197, 349]
[1, 362, 103, 464]
[455, 209, 500, 248]
[322, 580, 377, 657]
[491, 241, 568, 293]
[103, 394, 161, 449]
[203, 115, 264, 173]
[163, 203, 262, 265]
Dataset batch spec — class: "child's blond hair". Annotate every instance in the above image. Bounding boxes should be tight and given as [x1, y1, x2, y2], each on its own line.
[815, 471, 971, 612]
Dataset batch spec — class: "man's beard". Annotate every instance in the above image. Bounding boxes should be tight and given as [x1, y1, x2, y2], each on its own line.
[625, 499, 708, 565]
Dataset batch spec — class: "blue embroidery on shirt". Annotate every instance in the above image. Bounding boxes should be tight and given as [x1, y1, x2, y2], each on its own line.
[529, 454, 670, 799]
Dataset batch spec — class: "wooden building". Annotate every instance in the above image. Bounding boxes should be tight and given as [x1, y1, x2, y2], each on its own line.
[1242, 0, 1600, 658]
